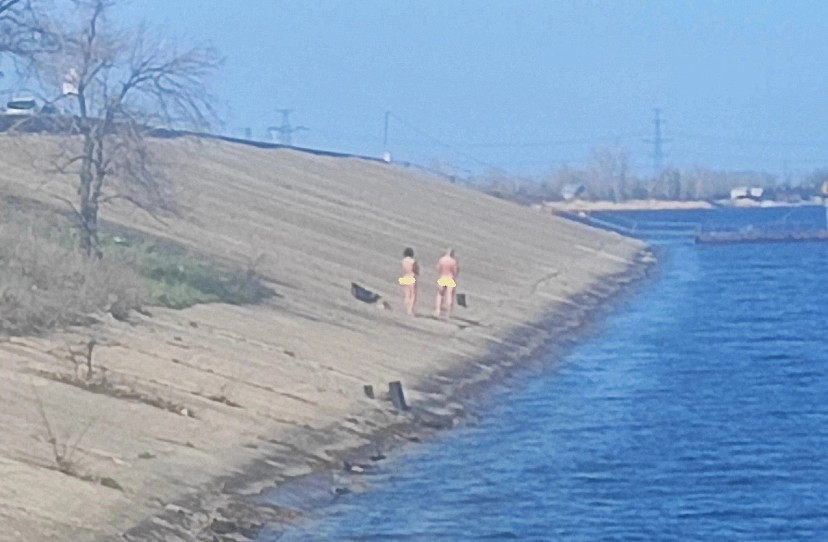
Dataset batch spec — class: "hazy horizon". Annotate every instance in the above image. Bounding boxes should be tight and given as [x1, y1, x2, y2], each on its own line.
[39, 1, 828, 179]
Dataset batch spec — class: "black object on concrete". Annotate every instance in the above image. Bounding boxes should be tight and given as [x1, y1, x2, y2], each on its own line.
[456, 293, 467, 307]
[389, 381, 408, 411]
[351, 282, 381, 304]
[363, 384, 374, 399]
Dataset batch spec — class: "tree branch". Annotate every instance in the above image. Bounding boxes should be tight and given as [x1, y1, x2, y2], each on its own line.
[51, 194, 83, 224]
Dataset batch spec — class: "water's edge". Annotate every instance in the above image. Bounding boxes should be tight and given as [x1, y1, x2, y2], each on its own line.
[106, 246, 658, 542]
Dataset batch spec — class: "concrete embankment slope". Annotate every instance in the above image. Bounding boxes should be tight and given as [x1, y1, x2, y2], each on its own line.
[0, 137, 650, 541]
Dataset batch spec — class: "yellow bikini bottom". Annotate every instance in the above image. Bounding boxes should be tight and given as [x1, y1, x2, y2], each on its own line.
[398, 277, 416, 285]
[437, 277, 456, 288]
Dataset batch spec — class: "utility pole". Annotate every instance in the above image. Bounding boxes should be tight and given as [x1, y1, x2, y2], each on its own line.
[382, 110, 391, 162]
[267, 109, 308, 145]
[383, 110, 390, 149]
[644, 108, 670, 177]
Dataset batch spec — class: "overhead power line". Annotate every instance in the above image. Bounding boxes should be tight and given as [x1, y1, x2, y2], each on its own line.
[439, 133, 644, 149]
[387, 112, 508, 173]
[384, 112, 647, 174]
[673, 132, 828, 148]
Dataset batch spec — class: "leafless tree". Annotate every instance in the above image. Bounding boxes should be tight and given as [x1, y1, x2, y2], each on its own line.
[651, 168, 681, 200]
[588, 145, 629, 202]
[27, 0, 222, 257]
[1, 0, 43, 57]
[31, 381, 97, 475]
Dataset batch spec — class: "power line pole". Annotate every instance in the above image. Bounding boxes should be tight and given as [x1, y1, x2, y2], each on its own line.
[382, 110, 391, 162]
[644, 108, 670, 177]
[383, 110, 390, 149]
[267, 109, 308, 145]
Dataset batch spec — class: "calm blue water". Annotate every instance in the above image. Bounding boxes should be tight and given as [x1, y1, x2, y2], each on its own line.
[268, 207, 828, 541]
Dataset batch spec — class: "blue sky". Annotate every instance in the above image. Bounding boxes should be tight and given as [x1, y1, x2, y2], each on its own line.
[116, 0, 828, 179]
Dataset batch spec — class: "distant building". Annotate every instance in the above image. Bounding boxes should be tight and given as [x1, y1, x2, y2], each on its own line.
[561, 183, 586, 201]
[62, 68, 79, 96]
[730, 187, 747, 199]
[730, 186, 763, 201]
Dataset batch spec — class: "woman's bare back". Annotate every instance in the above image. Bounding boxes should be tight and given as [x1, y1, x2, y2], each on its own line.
[402, 256, 419, 277]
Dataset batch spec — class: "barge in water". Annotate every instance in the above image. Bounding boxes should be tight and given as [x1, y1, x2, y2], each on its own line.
[695, 228, 828, 244]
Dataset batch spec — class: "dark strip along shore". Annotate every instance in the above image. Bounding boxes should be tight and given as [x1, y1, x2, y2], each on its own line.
[108, 249, 656, 542]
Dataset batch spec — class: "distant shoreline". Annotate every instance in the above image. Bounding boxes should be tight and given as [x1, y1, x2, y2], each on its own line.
[538, 200, 713, 212]
[537, 199, 824, 212]
[0, 135, 652, 542]
[120, 249, 657, 541]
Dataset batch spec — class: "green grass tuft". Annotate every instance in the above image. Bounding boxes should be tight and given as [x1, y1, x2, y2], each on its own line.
[1, 197, 275, 335]
[99, 234, 275, 309]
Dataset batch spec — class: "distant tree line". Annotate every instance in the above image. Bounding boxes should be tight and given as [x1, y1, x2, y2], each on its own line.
[461, 146, 826, 206]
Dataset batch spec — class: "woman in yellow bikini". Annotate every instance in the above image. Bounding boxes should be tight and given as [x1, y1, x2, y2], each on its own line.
[399, 247, 420, 316]
[434, 248, 459, 318]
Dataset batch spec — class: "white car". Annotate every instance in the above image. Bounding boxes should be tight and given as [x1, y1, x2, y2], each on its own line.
[3, 98, 38, 115]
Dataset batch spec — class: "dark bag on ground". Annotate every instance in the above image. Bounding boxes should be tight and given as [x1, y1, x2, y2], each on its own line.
[351, 282, 381, 304]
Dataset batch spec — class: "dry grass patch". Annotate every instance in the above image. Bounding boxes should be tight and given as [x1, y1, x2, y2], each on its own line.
[0, 196, 274, 336]
[0, 221, 147, 335]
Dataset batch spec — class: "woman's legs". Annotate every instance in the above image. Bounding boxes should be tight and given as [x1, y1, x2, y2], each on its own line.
[434, 286, 444, 317]
[404, 284, 416, 315]
[410, 284, 417, 316]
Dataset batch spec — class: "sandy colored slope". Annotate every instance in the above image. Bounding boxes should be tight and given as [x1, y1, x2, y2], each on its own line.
[0, 136, 648, 541]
